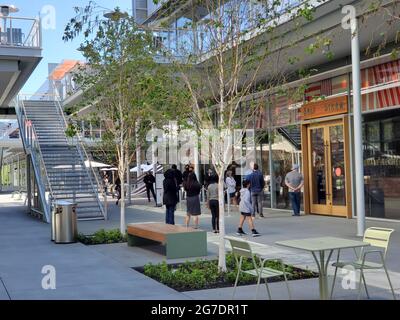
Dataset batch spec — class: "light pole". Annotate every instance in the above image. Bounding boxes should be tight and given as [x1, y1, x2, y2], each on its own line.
[342, 5, 365, 236]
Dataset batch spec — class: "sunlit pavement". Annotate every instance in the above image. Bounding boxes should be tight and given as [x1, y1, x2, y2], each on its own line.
[1, 193, 399, 300]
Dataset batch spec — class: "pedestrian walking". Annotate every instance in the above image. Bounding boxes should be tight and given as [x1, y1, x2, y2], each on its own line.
[143, 171, 157, 203]
[236, 180, 260, 237]
[207, 175, 219, 233]
[246, 163, 265, 218]
[163, 170, 178, 225]
[115, 176, 121, 206]
[275, 173, 282, 204]
[225, 170, 236, 204]
[285, 164, 304, 216]
[103, 174, 109, 195]
[204, 168, 214, 189]
[184, 172, 202, 229]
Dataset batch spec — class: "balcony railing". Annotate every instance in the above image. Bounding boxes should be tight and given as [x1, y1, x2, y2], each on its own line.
[0, 16, 41, 48]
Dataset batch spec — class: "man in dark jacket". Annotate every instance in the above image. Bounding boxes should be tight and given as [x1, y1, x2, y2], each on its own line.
[143, 171, 156, 202]
[246, 163, 265, 218]
[171, 164, 183, 202]
[163, 170, 178, 225]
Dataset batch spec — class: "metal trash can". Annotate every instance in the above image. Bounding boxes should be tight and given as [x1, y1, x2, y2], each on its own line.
[51, 200, 78, 244]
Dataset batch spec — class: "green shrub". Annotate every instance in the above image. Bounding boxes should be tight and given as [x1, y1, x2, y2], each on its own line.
[141, 253, 318, 291]
[77, 229, 127, 245]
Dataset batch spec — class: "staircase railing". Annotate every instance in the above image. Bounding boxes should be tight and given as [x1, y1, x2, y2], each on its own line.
[52, 95, 107, 219]
[14, 96, 53, 222]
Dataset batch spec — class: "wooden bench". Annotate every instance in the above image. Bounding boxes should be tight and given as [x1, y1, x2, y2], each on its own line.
[127, 223, 207, 259]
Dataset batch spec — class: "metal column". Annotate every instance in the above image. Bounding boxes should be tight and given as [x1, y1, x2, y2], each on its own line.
[350, 17, 366, 236]
[27, 154, 32, 213]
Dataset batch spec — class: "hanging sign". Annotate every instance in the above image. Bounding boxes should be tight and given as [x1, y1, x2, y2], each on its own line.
[300, 96, 348, 120]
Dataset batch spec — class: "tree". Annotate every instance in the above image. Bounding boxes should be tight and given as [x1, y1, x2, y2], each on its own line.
[64, 4, 189, 234]
[158, 0, 320, 271]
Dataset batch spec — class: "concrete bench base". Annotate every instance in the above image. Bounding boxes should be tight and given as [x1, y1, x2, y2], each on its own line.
[127, 223, 207, 259]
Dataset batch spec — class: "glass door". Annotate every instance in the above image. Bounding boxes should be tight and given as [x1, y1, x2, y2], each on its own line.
[307, 121, 348, 216]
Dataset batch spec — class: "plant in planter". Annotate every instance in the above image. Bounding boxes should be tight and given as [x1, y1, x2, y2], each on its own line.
[138, 254, 318, 292]
[77, 229, 127, 245]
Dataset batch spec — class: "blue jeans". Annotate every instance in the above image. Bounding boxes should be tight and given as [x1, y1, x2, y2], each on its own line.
[165, 205, 175, 225]
[251, 191, 263, 216]
[289, 192, 301, 215]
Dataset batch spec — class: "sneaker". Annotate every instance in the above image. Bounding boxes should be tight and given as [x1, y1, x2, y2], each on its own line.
[259, 213, 264, 218]
[236, 228, 246, 236]
[252, 229, 261, 237]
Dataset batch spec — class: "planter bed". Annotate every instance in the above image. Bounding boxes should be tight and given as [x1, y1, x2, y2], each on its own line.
[134, 254, 318, 292]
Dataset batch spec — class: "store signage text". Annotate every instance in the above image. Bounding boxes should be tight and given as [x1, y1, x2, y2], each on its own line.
[300, 96, 348, 120]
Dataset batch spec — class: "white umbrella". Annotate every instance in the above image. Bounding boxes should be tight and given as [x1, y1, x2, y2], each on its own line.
[84, 160, 111, 168]
[100, 167, 118, 171]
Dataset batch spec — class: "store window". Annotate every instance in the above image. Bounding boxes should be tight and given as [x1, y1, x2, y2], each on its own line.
[364, 109, 400, 219]
[271, 127, 302, 210]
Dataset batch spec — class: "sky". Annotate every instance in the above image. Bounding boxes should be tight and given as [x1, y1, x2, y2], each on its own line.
[11, 0, 133, 94]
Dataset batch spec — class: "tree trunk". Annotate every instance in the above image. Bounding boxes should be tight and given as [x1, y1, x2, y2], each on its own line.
[120, 173, 126, 235]
[217, 171, 227, 272]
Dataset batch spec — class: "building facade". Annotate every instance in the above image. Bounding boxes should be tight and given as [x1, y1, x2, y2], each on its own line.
[137, 0, 400, 221]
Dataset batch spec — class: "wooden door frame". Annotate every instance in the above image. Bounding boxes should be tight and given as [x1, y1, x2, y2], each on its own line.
[301, 116, 352, 218]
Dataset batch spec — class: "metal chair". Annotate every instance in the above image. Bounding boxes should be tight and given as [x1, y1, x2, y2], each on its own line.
[330, 227, 396, 300]
[226, 237, 291, 300]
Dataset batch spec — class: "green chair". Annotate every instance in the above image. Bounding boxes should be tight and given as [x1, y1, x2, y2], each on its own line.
[330, 227, 396, 300]
[226, 237, 291, 300]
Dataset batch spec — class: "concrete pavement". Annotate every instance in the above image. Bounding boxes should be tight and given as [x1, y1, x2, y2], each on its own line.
[1, 193, 399, 300]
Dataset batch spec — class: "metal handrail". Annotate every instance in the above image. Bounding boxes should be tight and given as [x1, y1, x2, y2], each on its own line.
[23, 19, 40, 47]
[0, 16, 40, 48]
[19, 99, 54, 198]
[14, 97, 53, 222]
[52, 93, 107, 218]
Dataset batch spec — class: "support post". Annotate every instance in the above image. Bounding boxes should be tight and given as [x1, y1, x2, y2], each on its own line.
[269, 129, 276, 208]
[127, 165, 131, 205]
[350, 16, 366, 236]
[27, 154, 32, 213]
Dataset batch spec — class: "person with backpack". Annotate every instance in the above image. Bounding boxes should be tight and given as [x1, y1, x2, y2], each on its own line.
[246, 163, 265, 218]
[236, 180, 260, 237]
[184, 172, 202, 229]
[171, 164, 183, 202]
[163, 170, 178, 225]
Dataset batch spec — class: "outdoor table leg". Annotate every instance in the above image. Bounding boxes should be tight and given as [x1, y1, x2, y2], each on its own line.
[312, 250, 334, 300]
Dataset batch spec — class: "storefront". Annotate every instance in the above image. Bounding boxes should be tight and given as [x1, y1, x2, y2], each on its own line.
[257, 56, 400, 220]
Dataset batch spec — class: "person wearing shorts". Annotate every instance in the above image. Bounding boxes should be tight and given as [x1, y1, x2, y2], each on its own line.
[236, 180, 260, 237]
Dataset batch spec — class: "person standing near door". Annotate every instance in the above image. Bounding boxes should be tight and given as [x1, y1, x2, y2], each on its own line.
[246, 163, 265, 218]
[285, 164, 304, 216]
[143, 171, 157, 203]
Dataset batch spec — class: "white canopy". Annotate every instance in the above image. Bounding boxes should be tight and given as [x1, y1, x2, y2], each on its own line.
[100, 167, 118, 171]
[84, 160, 111, 168]
[52, 160, 111, 170]
[130, 164, 154, 173]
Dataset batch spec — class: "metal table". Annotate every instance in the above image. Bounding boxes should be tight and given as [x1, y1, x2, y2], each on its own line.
[276, 237, 370, 300]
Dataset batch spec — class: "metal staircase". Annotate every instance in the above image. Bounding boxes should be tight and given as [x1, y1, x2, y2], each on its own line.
[15, 97, 106, 222]
[277, 126, 302, 150]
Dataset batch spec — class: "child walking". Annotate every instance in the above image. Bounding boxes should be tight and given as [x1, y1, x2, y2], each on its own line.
[237, 180, 260, 237]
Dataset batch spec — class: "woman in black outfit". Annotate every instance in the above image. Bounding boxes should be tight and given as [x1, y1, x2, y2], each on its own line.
[115, 177, 121, 205]
[184, 172, 202, 228]
[163, 170, 178, 225]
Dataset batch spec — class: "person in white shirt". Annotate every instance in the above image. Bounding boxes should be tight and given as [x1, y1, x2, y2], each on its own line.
[225, 170, 237, 204]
